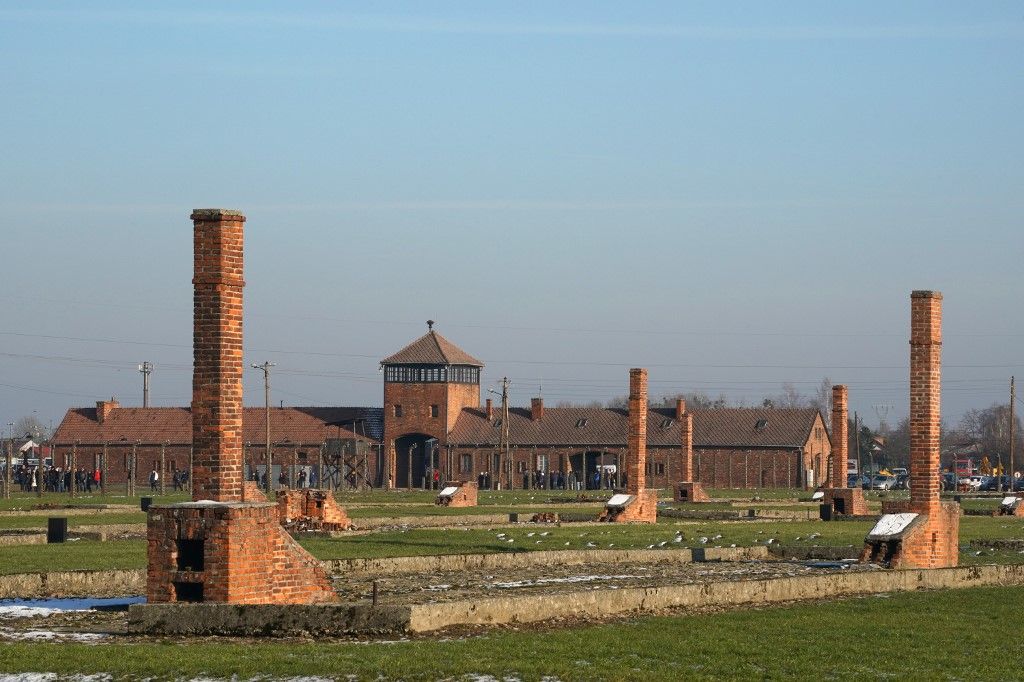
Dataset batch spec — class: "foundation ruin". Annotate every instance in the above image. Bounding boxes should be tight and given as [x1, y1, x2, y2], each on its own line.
[436, 480, 479, 507]
[821, 385, 868, 518]
[145, 209, 337, 604]
[600, 368, 658, 523]
[861, 291, 959, 568]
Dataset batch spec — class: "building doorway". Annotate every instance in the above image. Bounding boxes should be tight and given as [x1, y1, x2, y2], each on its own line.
[569, 450, 619, 490]
[394, 434, 438, 489]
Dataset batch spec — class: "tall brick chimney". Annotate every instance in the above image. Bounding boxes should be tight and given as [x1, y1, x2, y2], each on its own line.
[909, 290, 942, 518]
[830, 385, 848, 489]
[675, 398, 686, 421]
[485, 398, 493, 421]
[530, 397, 544, 421]
[190, 209, 246, 503]
[627, 368, 647, 494]
[680, 412, 693, 482]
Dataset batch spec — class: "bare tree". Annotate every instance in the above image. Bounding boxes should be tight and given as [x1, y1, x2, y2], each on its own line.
[13, 415, 48, 441]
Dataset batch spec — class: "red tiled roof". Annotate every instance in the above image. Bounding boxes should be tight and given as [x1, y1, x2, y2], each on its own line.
[52, 407, 383, 445]
[381, 330, 484, 367]
[448, 406, 821, 449]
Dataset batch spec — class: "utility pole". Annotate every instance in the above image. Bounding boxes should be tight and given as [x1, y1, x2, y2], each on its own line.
[138, 362, 153, 408]
[487, 378, 511, 491]
[854, 411, 862, 489]
[1010, 376, 1016, 494]
[502, 378, 511, 491]
[252, 361, 276, 495]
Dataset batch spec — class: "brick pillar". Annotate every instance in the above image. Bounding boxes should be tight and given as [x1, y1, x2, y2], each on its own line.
[830, 385, 848, 488]
[190, 209, 246, 503]
[627, 368, 647, 494]
[681, 412, 694, 482]
[909, 291, 942, 518]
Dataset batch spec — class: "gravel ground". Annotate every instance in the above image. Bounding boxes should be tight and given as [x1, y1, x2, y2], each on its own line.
[332, 558, 877, 605]
[0, 559, 878, 643]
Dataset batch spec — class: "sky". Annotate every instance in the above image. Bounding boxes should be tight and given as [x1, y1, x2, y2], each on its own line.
[1, 1, 1022, 436]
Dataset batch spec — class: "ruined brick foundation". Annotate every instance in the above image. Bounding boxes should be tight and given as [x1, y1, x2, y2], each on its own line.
[147, 502, 336, 604]
[278, 489, 353, 531]
[674, 481, 711, 503]
[436, 481, 478, 508]
[599, 489, 658, 523]
[823, 487, 870, 517]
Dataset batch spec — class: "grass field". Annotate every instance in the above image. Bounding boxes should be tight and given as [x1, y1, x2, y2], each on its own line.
[2, 515, 1021, 574]
[0, 586, 1020, 679]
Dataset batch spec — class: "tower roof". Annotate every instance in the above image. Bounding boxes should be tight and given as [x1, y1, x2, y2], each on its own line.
[381, 328, 484, 367]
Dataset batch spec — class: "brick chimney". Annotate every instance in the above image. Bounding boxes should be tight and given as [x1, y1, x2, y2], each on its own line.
[531, 397, 544, 421]
[830, 385, 848, 488]
[627, 368, 648, 494]
[485, 398, 493, 421]
[910, 290, 942, 518]
[675, 398, 686, 421]
[190, 209, 246, 503]
[681, 412, 693, 482]
[95, 398, 120, 425]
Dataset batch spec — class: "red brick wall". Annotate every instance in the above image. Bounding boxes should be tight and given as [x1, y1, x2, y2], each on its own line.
[626, 368, 648, 494]
[830, 385, 848, 488]
[190, 209, 246, 502]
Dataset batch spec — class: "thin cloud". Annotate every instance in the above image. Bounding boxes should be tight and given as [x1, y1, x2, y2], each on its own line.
[0, 9, 1020, 41]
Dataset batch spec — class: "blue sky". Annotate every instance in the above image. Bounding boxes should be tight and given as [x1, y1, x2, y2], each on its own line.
[1, 2, 1022, 433]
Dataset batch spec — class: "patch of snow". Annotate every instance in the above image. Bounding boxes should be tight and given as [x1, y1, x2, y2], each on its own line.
[869, 513, 918, 537]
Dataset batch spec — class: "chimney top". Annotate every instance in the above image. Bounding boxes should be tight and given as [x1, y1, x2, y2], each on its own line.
[531, 397, 544, 421]
[911, 290, 942, 299]
[190, 209, 246, 221]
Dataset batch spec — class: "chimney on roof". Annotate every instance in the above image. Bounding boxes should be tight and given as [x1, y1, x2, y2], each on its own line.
[675, 398, 686, 421]
[485, 398, 494, 421]
[531, 397, 544, 421]
[96, 398, 120, 425]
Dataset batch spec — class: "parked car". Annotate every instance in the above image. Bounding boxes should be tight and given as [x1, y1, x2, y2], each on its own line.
[872, 475, 897, 490]
[981, 476, 1012, 492]
[894, 474, 910, 490]
[891, 468, 908, 477]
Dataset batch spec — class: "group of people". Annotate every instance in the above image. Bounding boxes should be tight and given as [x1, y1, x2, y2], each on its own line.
[250, 467, 318, 490]
[8, 464, 102, 492]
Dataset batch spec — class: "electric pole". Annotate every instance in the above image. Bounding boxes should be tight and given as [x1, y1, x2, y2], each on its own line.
[252, 361, 276, 494]
[488, 378, 511, 490]
[138, 362, 153, 408]
[854, 411, 862, 488]
[1010, 376, 1016, 493]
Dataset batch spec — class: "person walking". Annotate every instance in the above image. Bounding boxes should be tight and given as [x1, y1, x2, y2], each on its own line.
[149, 468, 159, 492]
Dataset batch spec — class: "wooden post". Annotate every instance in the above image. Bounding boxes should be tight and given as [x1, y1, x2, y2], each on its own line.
[70, 442, 77, 498]
[160, 442, 166, 495]
[100, 443, 107, 495]
[3, 439, 11, 499]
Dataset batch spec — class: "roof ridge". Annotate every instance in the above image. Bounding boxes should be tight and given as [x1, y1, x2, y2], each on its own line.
[430, 330, 449, 364]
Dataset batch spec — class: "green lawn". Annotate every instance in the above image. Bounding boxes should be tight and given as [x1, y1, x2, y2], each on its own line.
[0, 512, 146, 530]
[0, 586, 1021, 679]
[0, 491, 189, 511]
[0, 539, 146, 575]
[2, 515, 1021, 574]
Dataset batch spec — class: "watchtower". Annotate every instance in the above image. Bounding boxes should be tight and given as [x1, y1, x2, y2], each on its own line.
[381, 322, 483, 488]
